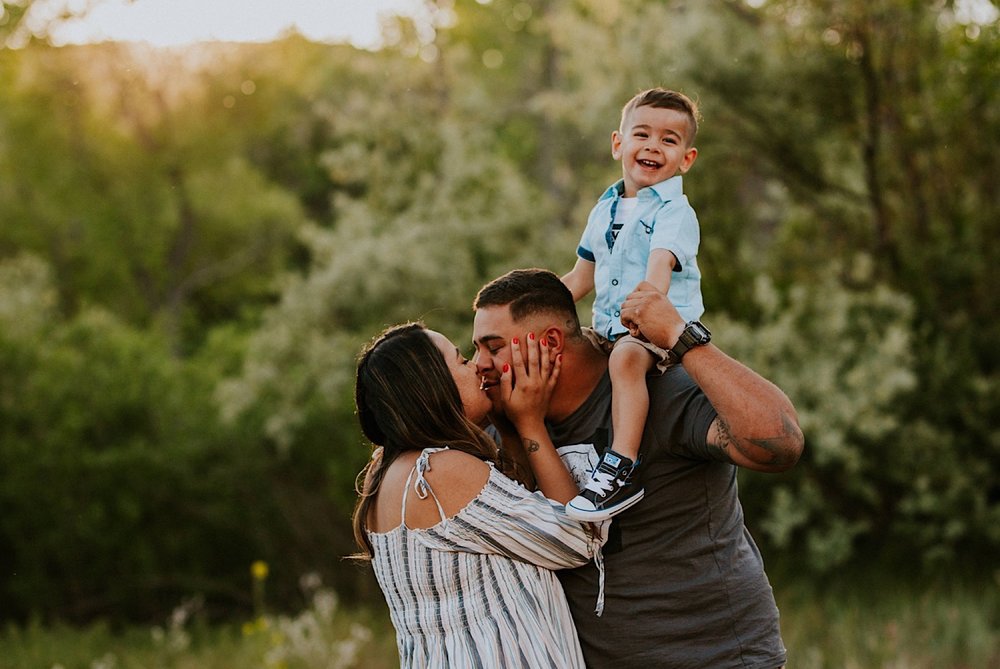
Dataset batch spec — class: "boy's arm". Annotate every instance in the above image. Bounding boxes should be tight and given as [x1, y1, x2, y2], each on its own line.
[561, 258, 595, 303]
[645, 248, 677, 294]
[626, 248, 676, 337]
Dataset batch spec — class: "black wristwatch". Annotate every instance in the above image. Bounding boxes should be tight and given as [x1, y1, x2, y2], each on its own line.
[667, 321, 711, 363]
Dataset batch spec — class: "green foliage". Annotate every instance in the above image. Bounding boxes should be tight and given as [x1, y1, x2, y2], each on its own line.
[0, 0, 997, 625]
[0, 256, 308, 621]
[714, 257, 917, 570]
[0, 43, 308, 352]
[717, 256, 998, 573]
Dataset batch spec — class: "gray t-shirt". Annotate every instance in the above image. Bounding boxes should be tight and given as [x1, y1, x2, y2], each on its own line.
[550, 368, 787, 669]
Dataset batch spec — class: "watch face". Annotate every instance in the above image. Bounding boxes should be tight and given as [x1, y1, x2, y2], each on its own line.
[690, 322, 710, 341]
[672, 321, 711, 362]
[681, 321, 711, 346]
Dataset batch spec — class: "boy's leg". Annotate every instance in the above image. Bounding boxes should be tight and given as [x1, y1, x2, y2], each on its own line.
[566, 339, 654, 521]
[608, 341, 655, 461]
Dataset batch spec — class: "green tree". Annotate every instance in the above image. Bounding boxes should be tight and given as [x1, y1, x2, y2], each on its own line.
[0, 43, 309, 353]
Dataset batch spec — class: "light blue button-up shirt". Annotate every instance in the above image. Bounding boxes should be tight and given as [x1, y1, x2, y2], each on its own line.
[577, 175, 703, 340]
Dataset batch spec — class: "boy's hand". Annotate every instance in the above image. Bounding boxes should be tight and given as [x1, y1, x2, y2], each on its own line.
[626, 321, 648, 342]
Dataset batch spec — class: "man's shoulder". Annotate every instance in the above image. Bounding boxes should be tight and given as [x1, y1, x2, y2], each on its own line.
[647, 363, 697, 393]
[645, 366, 713, 427]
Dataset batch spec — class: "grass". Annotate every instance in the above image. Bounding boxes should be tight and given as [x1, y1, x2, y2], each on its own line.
[777, 576, 1000, 669]
[1, 590, 398, 669]
[2, 578, 997, 669]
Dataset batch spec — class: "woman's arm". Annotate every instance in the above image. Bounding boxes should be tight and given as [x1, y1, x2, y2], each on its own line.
[499, 332, 579, 503]
[402, 449, 600, 570]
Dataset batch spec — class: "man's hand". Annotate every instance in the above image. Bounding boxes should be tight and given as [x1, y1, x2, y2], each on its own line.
[620, 281, 686, 350]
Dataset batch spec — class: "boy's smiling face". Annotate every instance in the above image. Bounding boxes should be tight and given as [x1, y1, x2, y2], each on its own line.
[612, 105, 698, 197]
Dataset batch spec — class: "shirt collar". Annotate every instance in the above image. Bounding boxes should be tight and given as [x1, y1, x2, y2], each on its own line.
[598, 175, 684, 202]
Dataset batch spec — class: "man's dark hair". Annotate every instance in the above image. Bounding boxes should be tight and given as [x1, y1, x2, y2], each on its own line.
[474, 268, 580, 330]
[621, 87, 700, 144]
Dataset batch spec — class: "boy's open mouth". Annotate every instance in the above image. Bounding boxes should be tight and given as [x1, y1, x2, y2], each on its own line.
[638, 159, 661, 169]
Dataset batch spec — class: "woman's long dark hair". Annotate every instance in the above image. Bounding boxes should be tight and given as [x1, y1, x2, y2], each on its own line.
[352, 322, 513, 558]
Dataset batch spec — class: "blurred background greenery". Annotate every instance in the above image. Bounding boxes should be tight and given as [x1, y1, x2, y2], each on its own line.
[0, 0, 998, 664]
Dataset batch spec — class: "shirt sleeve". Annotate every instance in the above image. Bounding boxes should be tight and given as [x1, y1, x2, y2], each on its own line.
[650, 198, 700, 270]
[417, 467, 602, 570]
[576, 220, 595, 261]
[647, 365, 722, 461]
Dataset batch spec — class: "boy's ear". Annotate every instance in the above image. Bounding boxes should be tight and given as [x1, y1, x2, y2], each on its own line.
[611, 130, 623, 160]
[679, 146, 698, 174]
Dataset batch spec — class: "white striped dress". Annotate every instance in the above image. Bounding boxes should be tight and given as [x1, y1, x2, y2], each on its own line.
[367, 447, 598, 668]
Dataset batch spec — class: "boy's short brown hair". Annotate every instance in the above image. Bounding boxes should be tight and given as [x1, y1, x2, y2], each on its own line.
[620, 88, 700, 144]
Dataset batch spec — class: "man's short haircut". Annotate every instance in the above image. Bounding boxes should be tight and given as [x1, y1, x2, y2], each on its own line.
[474, 268, 580, 329]
[620, 87, 700, 145]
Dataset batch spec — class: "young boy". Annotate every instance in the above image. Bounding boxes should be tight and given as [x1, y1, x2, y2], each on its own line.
[562, 88, 705, 521]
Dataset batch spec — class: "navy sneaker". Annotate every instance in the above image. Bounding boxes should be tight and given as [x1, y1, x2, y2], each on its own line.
[566, 450, 644, 521]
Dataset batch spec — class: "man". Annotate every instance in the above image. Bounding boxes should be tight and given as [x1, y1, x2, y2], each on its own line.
[473, 268, 803, 668]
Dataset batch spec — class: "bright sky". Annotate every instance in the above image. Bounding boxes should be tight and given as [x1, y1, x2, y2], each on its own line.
[46, 0, 422, 49]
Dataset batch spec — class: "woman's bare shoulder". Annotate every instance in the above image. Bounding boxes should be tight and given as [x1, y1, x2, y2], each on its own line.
[372, 448, 492, 532]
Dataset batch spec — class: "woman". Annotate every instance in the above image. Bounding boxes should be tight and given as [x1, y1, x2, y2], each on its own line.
[352, 322, 601, 668]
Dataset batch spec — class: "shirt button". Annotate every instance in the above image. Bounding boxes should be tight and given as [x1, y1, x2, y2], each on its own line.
[611, 279, 619, 286]
[614, 310, 620, 317]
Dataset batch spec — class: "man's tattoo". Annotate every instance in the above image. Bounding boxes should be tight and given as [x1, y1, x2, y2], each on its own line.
[711, 413, 802, 468]
[524, 439, 541, 454]
[712, 417, 734, 457]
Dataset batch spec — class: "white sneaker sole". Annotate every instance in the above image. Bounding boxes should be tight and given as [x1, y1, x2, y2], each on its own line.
[564, 488, 645, 521]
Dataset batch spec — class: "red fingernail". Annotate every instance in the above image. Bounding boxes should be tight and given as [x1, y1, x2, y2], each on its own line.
[540, 338, 547, 347]
[528, 332, 535, 341]
[503, 363, 509, 373]
[512, 337, 519, 345]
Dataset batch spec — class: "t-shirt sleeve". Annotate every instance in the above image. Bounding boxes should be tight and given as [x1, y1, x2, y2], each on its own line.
[417, 468, 601, 569]
[647, 365, 722, 461]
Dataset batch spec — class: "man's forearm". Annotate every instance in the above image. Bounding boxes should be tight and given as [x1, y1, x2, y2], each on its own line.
[682, 344, 803, 472]
[620, 282, 804, 471]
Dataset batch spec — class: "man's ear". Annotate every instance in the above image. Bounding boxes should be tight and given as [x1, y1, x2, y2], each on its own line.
[542, 327, 564, 353]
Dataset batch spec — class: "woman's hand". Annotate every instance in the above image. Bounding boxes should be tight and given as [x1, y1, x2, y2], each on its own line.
[498, 332, 561, 433]
[497, 332, 576, 503]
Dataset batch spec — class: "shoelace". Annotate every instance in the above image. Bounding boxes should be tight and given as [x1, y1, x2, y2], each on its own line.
[583, 463, 619, 495]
